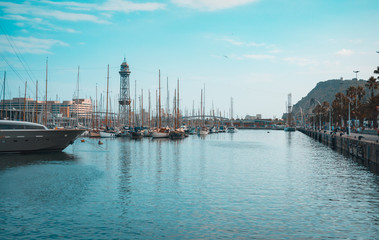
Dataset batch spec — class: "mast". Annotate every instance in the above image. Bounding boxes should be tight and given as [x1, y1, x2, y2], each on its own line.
[44, 58, 48, 126]
[173, 89, 176, 129]
[141, 89, 144, 128]
[134, 79, 136, 128]
[35, 80, 38, 123]
[23, 81, 27, 121]
[167, 77, 169, 127]
[201, 89, 203, 126]
[158, 70, 161, 128]
[2, 71, 5, 119]
[95, 84, 98, 129]
[203, 84, 205, 126]
[76, 65, 80, 126]
[148, 89, 151, 128]
[105, 64, 109, 127]
[177, 78, 180, 129]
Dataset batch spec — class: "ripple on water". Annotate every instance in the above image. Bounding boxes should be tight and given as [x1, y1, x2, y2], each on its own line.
[0, 130, 378, 239]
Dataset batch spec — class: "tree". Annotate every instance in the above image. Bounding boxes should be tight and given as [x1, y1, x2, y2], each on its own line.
[332, 92, 348, 127]
[374, 66, 379, 77]
[365, 76, 379, 99]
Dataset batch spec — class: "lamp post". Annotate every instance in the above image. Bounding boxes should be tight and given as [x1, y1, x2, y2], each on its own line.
[353, 70, 359, 129]
[348, 99, 351, 135]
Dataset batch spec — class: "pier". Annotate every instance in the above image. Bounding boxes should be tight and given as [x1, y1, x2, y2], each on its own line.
[298, 128, 379, 174]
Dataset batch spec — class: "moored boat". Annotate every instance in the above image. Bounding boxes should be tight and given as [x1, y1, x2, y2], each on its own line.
[100, 131, 116, 138]
[227, 126, 237, 133]
[0, 120, 84, 153]
[198, 126, 209, 135]
[152, 127, 170, 138]
[169, 128, 186, 139]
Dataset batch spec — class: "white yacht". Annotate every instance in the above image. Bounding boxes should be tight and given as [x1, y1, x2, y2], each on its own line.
[227, 126, 237, 133]
[0, 120, 84, 153]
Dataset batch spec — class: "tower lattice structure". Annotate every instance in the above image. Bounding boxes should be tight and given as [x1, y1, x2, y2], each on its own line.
[119, 58, 131, 126]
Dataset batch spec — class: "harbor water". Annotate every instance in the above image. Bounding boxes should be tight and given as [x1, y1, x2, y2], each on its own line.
[1, 130, 378, 239]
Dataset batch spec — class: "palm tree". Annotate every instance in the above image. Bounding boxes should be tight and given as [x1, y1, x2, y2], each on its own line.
[374, 66, 379, 76]
[365, 76, 379, 98]
[332, 92, 348, 128]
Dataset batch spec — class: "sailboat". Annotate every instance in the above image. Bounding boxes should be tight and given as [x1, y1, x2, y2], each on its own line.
[169, 79, 186, 139]
[152, 70, 170, 138]
[130, 86, 143, 139]
[198, 88, 209, 135]
[227, 97, 237, 133]
[100, 65, 116, 138]
[284, 93, 296, 132]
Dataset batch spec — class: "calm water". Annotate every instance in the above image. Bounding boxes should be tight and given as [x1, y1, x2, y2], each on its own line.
[0, 130, 378, 239]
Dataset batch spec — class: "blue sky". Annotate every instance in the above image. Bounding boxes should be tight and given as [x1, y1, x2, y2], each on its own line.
[0, 0, 378, 119]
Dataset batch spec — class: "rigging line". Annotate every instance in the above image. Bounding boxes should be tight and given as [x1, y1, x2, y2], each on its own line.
[0, 54, 41, 98]
[0, 25, 38, 89]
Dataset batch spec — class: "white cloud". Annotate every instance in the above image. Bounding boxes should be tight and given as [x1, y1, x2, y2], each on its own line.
[222, 38, 244, 46]
[0, 2, 108, 24]
[283, 57, 318, 66]
[1, 14, 79, 33]
[221, 37, 266, 48]
[336, 48, 353, 56]
[99, 0, 165, 12]
[172, 0, 258, 11]
[0, 35, 68, 54]
[227, 54, 275, 60]
[41, 0, 165, 13]
[243, 54, 275, 60]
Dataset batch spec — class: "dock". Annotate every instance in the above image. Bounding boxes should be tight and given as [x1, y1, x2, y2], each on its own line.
[298, 128, 379, 174]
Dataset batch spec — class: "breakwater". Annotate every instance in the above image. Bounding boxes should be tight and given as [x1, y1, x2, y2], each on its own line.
[298, 128, 379, 174]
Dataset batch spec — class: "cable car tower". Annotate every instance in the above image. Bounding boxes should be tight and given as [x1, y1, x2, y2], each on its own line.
[119, 58, 131, 125]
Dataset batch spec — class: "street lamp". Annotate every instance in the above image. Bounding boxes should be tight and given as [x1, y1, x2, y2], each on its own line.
[348, 99, 351, 135]
[353, 70, 359, 129]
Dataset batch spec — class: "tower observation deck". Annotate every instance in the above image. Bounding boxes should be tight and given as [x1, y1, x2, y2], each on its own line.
[119, 58, 131, 125]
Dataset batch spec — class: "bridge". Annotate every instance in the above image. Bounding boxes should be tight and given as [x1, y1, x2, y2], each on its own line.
[182, 115, 229, 121]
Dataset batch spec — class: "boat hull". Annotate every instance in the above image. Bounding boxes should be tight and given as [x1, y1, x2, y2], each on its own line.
[100, 131, 116, 138]
[152, 131, 169, 138]
[0, 129, 84, 153]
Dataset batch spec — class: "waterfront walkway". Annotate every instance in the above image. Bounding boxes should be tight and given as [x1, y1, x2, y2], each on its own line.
[309, 129, 379, 144]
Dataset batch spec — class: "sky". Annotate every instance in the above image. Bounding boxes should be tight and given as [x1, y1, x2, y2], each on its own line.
[0, 0, 378, 119]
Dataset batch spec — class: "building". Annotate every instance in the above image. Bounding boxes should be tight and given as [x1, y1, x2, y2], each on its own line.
[0, 97, 92, 126]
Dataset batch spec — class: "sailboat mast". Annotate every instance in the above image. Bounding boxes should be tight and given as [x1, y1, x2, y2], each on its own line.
[76, 65, 80, 125]
[23, 81, 27, 121]
[158, 70, 161, 128]
[177, 78, 179, 129]
[167, 77, 169, 127]
[95, 84, 98, 129]
[141, 89, 144, 128]
[35, 80, 38, 123]
[105, 64, 109, 127]
[2, 71, 6, 119]
[173, 89, 176, 129]
[148, 89, 151, 128]
[203, 84, 205, 126]
[201, 89, 203, 126]
[44, 58, 48, 126]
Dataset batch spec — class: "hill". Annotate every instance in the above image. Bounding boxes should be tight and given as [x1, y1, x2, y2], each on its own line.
[291, 78, 375, 117]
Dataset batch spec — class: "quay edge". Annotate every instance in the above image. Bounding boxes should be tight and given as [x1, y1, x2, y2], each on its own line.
[298, 128, 379, 174]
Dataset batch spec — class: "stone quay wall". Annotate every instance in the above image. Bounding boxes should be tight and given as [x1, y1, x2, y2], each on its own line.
[298, 128, 379, 174]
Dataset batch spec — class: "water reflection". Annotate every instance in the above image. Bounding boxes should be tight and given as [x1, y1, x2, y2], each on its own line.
[0, 151, 76, 170]
[118, 138, 132, 218]
[0, 131, 378, 239]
